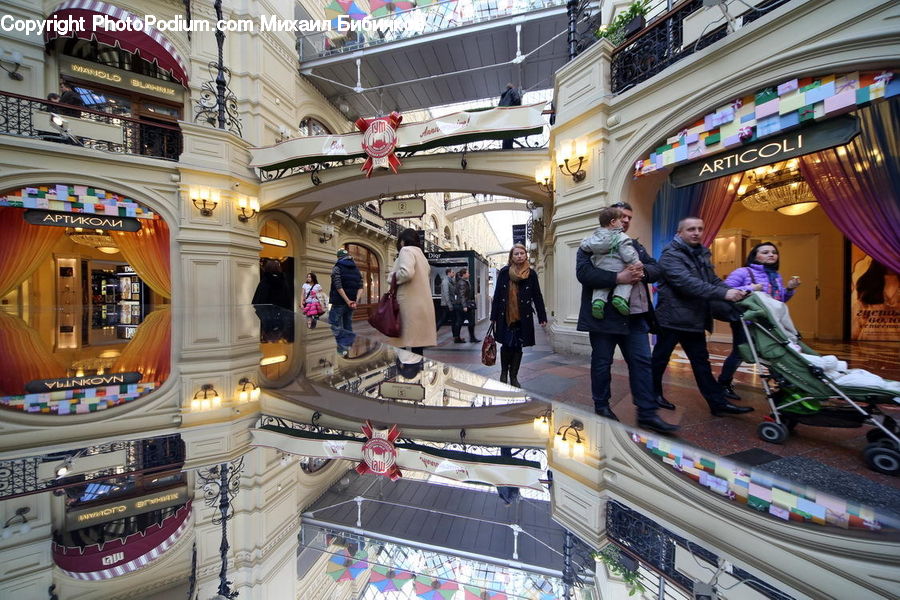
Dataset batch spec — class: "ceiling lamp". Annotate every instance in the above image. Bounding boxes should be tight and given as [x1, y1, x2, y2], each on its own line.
[66, 227, 120, 254]
[737, 164, 818, 216]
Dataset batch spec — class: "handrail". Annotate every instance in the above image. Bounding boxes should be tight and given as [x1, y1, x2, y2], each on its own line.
[0, 89, 182, 161]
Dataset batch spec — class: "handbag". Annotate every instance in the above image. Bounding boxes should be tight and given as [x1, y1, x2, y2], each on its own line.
[481, 323, 497, 366]
[368, 273, 402, 337]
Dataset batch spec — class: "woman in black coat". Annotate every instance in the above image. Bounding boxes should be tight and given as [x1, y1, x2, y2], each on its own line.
[490, 244, 547, 386]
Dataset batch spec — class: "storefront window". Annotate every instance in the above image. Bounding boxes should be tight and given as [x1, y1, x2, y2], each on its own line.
[299, 117, 331, 136]
[345, 243, 380, 309]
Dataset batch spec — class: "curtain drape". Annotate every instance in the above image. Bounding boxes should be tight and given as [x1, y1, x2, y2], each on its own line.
[799, 98, 900, 273]
[651, 175, 739, 257]
[0, 207, 65, 298]
[112, 306, 172, 385]
[0, 312, 66, 395]
[698, 174, 741, 247]
[113, 217, 171, 299]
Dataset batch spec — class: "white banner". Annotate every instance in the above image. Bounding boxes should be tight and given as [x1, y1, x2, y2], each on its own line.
[251, 428, 544, 490]
[249, 103, 546, 170]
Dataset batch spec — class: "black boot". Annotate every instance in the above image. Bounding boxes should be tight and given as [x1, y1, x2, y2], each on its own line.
[719, 380, 741, 401]
[509, 350, 523, 387]
[499, 348, 511, 383]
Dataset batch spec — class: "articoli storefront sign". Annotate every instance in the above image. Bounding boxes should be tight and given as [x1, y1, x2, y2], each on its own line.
[25, 371, 142, 393]
[669, 115, 860, 187]
[24, 209, 142, 232]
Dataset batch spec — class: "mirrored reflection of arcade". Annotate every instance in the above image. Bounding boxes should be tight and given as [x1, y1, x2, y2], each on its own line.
[0, 185, 171, 415]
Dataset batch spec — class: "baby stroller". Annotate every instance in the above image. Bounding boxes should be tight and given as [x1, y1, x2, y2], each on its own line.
[734, 292, 900, 475]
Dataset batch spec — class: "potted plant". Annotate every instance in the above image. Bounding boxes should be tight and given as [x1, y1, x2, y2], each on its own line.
[596, 0, 651, 45]
[594, 545, 647, 596]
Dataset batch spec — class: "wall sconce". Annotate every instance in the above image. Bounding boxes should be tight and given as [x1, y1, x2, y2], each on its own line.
[558, 139, 587, 183]
[554, 419, 585, 459]
[534, 163, 554, 194]
[0, 49, 23, 81]
[2, 507, 31, 539]
[319, 223, 334, 243]
[191, 384, 222, 411]
[236, 195, 260, 222]
[237, 377, 260, 403]
[532, 408, 552, 436]
[189, 187, 219, 217]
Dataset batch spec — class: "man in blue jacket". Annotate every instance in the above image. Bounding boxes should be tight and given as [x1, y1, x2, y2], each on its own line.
[651, 217, 753, 416]
[576, 202, 678, 434]
[329, 248, 363, 335]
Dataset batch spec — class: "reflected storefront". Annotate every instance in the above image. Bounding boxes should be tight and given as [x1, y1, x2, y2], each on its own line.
[0, 185, 172, 415]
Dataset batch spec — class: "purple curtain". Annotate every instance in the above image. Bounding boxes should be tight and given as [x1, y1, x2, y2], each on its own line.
[799, 98, 900, 272]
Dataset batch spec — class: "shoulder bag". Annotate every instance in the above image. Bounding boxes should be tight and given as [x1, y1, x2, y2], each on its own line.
[481, 323, 497, 366]
[368, 274, 402, 337]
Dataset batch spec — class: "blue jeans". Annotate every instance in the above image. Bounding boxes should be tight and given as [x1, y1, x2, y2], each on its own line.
[589, 317, 658, 419]
[329, 304, 354, 334]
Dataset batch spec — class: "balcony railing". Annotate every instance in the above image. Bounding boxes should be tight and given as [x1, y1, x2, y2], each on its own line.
[610, 0, 794, 94]
[0, 90, 182, 161]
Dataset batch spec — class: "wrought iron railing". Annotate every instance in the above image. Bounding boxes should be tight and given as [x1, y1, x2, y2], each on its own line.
[610, 0, 794, 94]
[297, 0, 568, 61]
[606, 500, 796, 599]
[0, 435, 185, 500]
[0, 90, 182, 160]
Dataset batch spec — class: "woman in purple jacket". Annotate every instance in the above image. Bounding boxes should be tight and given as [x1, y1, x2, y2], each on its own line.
[718, 242, 801, 399]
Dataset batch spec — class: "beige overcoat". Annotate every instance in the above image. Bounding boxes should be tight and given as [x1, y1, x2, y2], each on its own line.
[389, 246, 437, 348]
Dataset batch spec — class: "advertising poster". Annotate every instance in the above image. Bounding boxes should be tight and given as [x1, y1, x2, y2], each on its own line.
[850, 246, 900, 341]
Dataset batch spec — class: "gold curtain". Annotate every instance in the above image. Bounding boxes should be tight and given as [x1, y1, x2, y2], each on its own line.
[112, 306, 172, 385]
[113, 217, 171, 299]
[0, 207, 64, 298]
[0, 312, 66, 395]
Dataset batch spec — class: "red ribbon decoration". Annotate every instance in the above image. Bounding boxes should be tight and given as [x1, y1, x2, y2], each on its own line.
[355, 112, 403, 178]
[356, 420, 402, 480]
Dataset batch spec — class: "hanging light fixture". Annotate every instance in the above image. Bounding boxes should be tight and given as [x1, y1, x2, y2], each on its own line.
[66, 227, 120, 254]
[737, 160, 818, 216]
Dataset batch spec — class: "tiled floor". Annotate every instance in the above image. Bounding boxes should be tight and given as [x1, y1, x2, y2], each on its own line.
[355, 318, 900, 492]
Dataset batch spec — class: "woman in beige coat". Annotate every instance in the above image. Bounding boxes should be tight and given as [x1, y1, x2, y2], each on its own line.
[389, 228, 437, 354]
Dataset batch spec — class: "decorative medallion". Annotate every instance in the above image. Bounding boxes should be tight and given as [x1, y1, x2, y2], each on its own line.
[355, 112, 403, 177]
[356, 420, 402, 480]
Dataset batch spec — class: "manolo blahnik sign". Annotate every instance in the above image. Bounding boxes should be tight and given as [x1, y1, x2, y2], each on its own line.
[65, 486, 188, 528]
[24, 209, 142, 232]
[25, 371, 142, 393]
[669, 115, 861, 187]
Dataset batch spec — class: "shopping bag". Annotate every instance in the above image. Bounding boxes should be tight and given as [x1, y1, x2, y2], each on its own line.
[481, 323, 497, 366]
[368, 274, 401, 337]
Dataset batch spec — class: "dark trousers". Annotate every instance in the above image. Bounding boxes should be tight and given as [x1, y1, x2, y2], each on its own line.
[719, 320, 747, 384]
[328, 304, 353, 334]
[436, 305, 453, 330]
[452, 305, 476, 339]
[651, 326, 726, 407]
[589, 317, 658, 419]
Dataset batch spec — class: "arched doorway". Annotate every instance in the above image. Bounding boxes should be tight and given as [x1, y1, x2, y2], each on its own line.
[344, 243, 380, 319]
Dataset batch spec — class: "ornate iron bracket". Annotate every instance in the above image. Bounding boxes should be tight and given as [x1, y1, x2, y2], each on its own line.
[193, 0, 242, 137]
[197, 457, 245, 599]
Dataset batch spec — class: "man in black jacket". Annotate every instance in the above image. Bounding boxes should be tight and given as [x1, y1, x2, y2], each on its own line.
[576, 202, 678, 434]
[329, 248, 363, 335]
[651, 217, 753, 416]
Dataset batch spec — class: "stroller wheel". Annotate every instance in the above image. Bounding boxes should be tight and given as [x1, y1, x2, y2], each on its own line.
[758, 421, 789, 444]
[863, 445, 900, 476]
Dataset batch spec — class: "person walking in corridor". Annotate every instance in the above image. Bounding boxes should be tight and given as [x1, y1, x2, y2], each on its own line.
[717, 242, 801, 399]
[437, 268, 456, 331]
[651, 217, 754, 417]
[453, 267, 480, 343]
[329, 248, 362, 335]
[490, 244, 546, 386]
[389, 229, 437, 355]
[576, 202, 678, 434]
